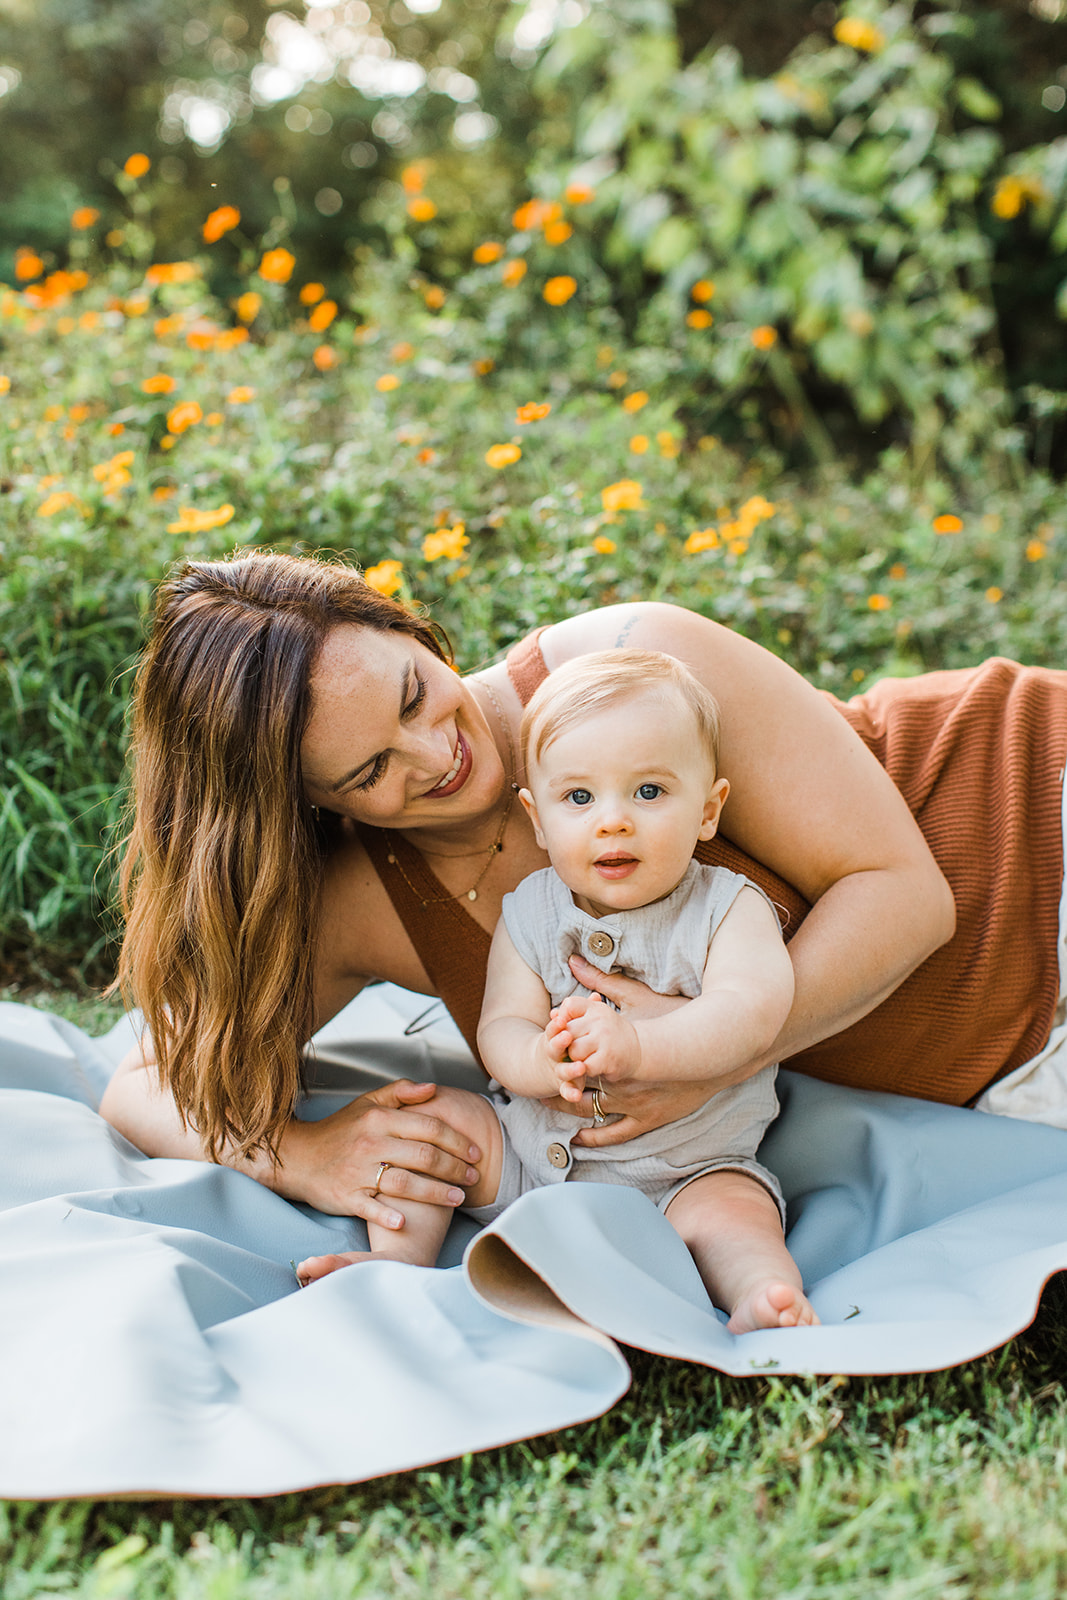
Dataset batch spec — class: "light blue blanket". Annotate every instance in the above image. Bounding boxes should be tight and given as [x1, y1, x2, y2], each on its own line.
[3, 987, 1067, 1499]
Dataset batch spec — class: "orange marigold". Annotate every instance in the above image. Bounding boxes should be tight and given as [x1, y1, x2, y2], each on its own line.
[146, 261, 199, 286]
[932, 514, 963, 534]
[185, 320, 220, 351]
[167, 503, 235, 534]
[621, 391, 649, 414]
[686, 309, 713, 329]
[299, 283, 325, 306]
[501, 259, 527, 287]
[401, 163, 427, 195]
[407, 197, 437, 222]
[516, 401, 551, 423]
[71, 207, 99, 231]
[486, 442, 522, 468]
[203, 205, 240, 243]
[543, 275, 577, 306]
[313, 344, 338, 371]
[685, 527, 720, 554]
[205, 412, 224, 426]
[834, 17, 885, 51]
[216, 326, 249, 350]
[691, 280, 715, 303]
[141, 373, 177, 394]
[512, 199, 556, 231]
[124, 153, 151, 179]
[152, 484, 177, 501]
[601, 479, 644, 512]
[167, 400, 203, 434]
[423, 524, 468, 562]
[629, 435, 649, 454]
[867, 593, 892, 611]
[153, 314, 184, 338]
[38, 490, 80, 517]
[473, 241, 504, 264]
[258, 248, 296, 285]
[423, 285, 446, 309]
[986, 586, 1003, 603]
[1026, 539, 1046, 562]
[543, 220, 573, 246]
[473, 358, 495, 376]
[751, 325, 778, 350]
[309, 300, 338, 333]
[364, 559, 404, 596]
[592, 535, 616, 555]
[15, 249, 44, 281]
[564, 182, 595, 205]
[391, 342, 415, 362]
[376, 373, 400, 392]
[235, 292, 261, 324]
[227, 386, 256, 404]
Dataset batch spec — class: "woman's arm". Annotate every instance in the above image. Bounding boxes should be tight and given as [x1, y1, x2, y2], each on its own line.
[542, 601, 956, 1074]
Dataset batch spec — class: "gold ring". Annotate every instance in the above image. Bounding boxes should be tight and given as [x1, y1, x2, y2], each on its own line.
[371, 1160, 391, 1197]
[591, 1085, 606, 1126]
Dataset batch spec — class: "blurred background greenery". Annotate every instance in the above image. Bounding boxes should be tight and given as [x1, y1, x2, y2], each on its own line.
[2, 0, 1067, 982]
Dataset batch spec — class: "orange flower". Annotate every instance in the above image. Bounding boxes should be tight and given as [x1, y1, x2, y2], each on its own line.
[376, 373, 400, 392]
[309, 300, 338, 333]
[985, 586, 1003, 603]
[227, 386, 256, 404]
[423, 524, 469, 562]
[417, 447, 437, 464]
[106, 229, 125, 247]
[313, 344, 338, 371]
[473, 358, 495, 376]
[889, 563, 907, 580]
[167, 400, 203, 434]
[142, 373, 177, 395]
[592, 535, 616, 555]
[685, 527, 720, 554]
[71, 207, 99, 231]
[687, 309, 713, 329]
[629, 435, 649, 454]
[486, 443, 522, 468]
[68, 403, 92, 424]
[407, 197, 437, 222]
[108, 421, 125, 435]
[364, 559, 404, 596]
[656, 431, 680, 459]
[516, 401, 551, 423]
[258, 248, 296, 285]
[1026, 538, 1046, 562]
[621, 391, 649, 414]
[691, 280, 715, 303]
[153, 314, 184, 338]
[205, 412, 224, 426]
[932, 514, 963, 534]
[145, 261, 199, 286]
[215, 326, 249, 350]
[203, 205, 240, 243]
[867, 594, 892, 611]
[166, 503, 235, 534]
[235, 292, 261, 324]
[607, 371, 628, 389]
[512, 199, 556, 231]
[56, 316, 76, 335]
[473, 241, 504, 264]
[423, 285, 446, 310]
[15, 249, 44, 282]
[124, 153, 151, 179]
[501, 259, 527, 287]
[543, 220, 573, 246]
[564, 182, 595, 205]
[401, 163, 427, 195]
[37, 490, 80, 517]
[152, 484, 177, 501]
[79, 310, 99, 332]
[543, 275, 577, 306]
[601, 479, 644, 512]
[299, 282, 326, 306]
[751, 325, 778, 350]
[124, 295, 150, 317]
[834, 17, 886, 52]
[391, 342, 415, 362]
[185, 320, 220, 351]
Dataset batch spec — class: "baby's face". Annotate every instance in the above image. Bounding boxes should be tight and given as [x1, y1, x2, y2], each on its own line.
[521, 691, 728, 918]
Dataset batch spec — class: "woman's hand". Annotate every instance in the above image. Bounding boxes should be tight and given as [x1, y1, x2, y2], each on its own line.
[274, 1080, 482, 1226]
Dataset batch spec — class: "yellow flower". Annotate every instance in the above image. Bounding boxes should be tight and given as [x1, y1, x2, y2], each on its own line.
[423, 285, 446, 309]
[592, 535, 616, 554]
[656, 431, 680, 459]
[422, 523, 468, 562]
[543, 275, 577, 306]
[376, 373, 400, 392]
[38, 490, 80, 517]
[166, 504, 236, 534]
[124, 153, 151, 179]
[313, 344, 338, 371]
[391, 341, 415, 362]
[227, 386, 255, 404]
[543, 220, 573, 246]
[601, 479, 644, 512]
[516, 401, 551, 423]
[833, 17, 886, 52]
[486, 442, 522, 468]
[141, 373, 176, 395]
[985, 586, 1003, 603]
[407, 197, 437, 222]
[1026, 539, 1046, 562]
[0, 375, 11, 395]
[867, 593, 891, 611]
[309, 300, 338, 333]
[258, 248, 296, 285]
[751, 325, 778, 350]
[473, 241, 504, 264]
[629, 435, 649, 454]
[685, 527, 720, 554]
[686, 309, 713, 329]
[932, 514, 963, 534]
[235, 292, 261, 324]
[203, 205, 240, 243]
[71, 207, 99, 231]
[621, 390, 649, 414]
[501, 259, 527, 287]
[299, 282, 325, 306]
[166, 400, 203, 434]
[145, 261, 198, 286]
[364, 559, 404, 596]
[691, 280, 715, 303]
[564, 182, 595, 205]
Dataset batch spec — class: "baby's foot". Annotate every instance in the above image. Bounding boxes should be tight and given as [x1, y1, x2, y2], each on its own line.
[727, 1279, 820, 1333]
[296, 1249, 375, 1286]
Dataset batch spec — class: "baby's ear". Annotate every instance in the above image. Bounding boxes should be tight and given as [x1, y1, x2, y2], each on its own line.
[517, 787, 548, 849]
[698, 776, 730, 841]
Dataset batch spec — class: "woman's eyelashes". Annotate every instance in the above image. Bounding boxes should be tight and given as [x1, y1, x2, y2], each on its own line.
[352, 672, 427, 793]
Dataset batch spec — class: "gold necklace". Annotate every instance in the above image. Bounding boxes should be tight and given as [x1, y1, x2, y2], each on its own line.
[384, 676, 518, 906]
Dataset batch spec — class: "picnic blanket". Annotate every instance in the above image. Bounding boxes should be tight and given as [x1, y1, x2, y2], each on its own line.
[4, 983, 1067, 1500]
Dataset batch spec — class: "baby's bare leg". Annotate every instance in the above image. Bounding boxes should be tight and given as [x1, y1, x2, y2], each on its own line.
[297, 1089, 503, 1283]
[664, 1171, 819, 1332]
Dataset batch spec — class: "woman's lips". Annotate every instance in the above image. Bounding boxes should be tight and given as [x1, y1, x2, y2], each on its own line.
[593, 855, 639, 880]
[426, 731, 472, 797]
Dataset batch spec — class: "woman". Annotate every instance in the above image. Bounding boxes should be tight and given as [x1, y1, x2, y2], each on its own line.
[100, 549, 1067, 1226]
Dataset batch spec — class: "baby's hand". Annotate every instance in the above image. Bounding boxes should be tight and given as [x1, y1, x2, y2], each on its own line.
[552, 993, 641, 1085]
[544, 995, 591, 1101]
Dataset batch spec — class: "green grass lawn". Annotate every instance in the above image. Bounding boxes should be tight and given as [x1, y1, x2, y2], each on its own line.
[3, 984, 1067, 1598]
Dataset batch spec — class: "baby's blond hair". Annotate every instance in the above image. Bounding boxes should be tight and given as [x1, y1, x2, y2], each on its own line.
[521, 649, 721, 776]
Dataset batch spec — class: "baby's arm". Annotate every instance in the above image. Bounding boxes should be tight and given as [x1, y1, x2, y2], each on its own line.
[561, 887, 795, 1086]
[478, 920, 585, 1098]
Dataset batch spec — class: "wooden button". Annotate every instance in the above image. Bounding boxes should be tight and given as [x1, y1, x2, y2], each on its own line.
[588, 930, 615, 957]
[546, 1142, 569, 1169]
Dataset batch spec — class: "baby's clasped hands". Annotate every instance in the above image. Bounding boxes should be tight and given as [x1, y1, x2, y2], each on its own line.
[544, 992, 642, 1101]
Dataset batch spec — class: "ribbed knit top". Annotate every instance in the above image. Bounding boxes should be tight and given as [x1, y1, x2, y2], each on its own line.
[359, 631, 1067, 1105]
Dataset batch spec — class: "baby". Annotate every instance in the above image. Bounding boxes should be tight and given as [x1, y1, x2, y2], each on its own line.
[299, 650, 817, 1333]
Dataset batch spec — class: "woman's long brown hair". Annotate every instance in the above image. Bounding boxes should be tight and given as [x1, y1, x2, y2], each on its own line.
[113, 549, 450, 1163]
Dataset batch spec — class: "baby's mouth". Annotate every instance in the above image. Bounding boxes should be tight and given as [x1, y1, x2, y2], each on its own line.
[593, 853, 639, 878]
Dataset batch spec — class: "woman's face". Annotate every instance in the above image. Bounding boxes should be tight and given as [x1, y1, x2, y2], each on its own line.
[301, 625, 505, 830]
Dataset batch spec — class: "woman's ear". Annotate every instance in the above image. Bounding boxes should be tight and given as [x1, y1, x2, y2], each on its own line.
[517, 786, 547, 849]
[698, 776, 730, 841]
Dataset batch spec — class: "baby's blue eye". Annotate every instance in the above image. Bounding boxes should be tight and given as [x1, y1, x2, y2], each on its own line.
[637, 783, 662, 800]
[567, 788, 593, 806]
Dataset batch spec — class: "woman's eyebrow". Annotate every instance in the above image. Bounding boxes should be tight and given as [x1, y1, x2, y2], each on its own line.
[328, 660, 411, 792]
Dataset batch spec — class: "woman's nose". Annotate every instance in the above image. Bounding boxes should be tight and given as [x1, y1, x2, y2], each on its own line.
[404, 720, 454, 777]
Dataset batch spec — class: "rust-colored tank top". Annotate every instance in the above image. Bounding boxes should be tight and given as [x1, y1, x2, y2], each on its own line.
[360, 631, 1067, 1105]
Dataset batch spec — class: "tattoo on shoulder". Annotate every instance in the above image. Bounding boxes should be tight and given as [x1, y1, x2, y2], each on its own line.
[614, 612, 639, 648]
